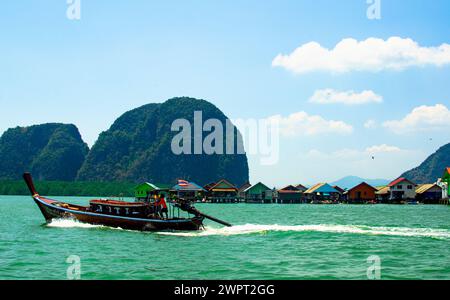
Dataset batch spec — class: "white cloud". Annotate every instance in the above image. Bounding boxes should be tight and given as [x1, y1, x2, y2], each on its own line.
[383, 104, 450, 134]
[309, 89, 383, 105]
[364, 119, 377, 129]
[307, 144, 403, 159]
[365, 144, 402, 154]
[267, 111, 353, 137]
[272, 37, 450, 74]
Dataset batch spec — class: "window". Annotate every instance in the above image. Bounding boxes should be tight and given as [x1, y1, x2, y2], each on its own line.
[397, 185, 403, 189]
[407, 185, 413, 190]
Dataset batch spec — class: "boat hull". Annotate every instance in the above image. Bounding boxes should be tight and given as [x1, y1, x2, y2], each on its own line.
[34, 196, 204, 232]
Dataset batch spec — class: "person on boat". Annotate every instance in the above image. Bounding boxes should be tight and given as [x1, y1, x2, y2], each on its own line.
[159, 195, 168, 219]
[151, 194, 159, 216]
[154, 194, 168, 219]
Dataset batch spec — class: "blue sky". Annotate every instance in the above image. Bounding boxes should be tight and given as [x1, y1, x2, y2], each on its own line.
[1, 0, 450, 186]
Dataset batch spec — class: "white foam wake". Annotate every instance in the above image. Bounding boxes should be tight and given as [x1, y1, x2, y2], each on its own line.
[47, 219, 106, 229]
[45, 220, 450, 240]
[156, 224, 450, 239]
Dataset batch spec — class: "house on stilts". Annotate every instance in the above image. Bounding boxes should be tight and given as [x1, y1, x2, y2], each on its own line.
[304, 183, 341, 203]
[244, 182, 273, 204]
[275, 185, 304, 204]
[204, 179, 239, 203]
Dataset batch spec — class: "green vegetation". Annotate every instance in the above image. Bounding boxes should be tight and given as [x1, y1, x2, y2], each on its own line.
[0, 123, 88, 181]
[0, 98, 249, 186]
[401, 143, 450, 183]
[77, 97, 249, 186]
[0, 180, 136, 197]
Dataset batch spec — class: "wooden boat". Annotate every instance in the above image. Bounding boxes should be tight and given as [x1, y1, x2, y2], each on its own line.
[23, 173, 231, 231]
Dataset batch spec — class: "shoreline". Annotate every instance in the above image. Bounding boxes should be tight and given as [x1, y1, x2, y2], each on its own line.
[1, 194, 448, 206]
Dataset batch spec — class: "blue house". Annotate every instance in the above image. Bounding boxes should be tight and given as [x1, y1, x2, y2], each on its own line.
[304, 183, 341, 203]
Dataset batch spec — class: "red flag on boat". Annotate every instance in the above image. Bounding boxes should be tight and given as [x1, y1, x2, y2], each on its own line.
[178, 179, 189, 186]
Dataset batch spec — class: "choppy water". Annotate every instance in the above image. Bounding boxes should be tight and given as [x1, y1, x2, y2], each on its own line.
[1, 195, 450, 280]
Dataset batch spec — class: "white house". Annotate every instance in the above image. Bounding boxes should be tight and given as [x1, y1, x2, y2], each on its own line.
[388, 178, 416, 201]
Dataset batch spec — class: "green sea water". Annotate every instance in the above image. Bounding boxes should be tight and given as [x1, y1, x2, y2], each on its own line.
[1, 195, 450, 280]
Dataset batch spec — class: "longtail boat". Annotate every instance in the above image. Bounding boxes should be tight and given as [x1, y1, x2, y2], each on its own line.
[23, 173, 232, 231]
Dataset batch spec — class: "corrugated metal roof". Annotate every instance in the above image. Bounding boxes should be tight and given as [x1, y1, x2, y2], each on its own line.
[296, 184, 307, 191]
[238, 182, 252, 192]
[208, 179, 238, 192]
[375, 186, 390, 195]
[305, 183, 338, 194]
[333, 186, 346, 194]
[278, 185, 302, 194]
[135, 182, 162, 190]
[316, 183, 339, 194]
[304, 183, 324, 194]
[348, 182, 377, 193]
[278, 185, 300, 192]
[415, 184, 441, 194]
[244, 182, 271, 193]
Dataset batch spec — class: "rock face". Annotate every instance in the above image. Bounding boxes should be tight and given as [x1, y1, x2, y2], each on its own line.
[0, 123, 89, 181]
[76, 97, 249, 186]
[401, 143, 450, 183]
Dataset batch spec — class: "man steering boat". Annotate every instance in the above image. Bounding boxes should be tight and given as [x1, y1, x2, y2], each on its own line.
[155, 194, 168, 219]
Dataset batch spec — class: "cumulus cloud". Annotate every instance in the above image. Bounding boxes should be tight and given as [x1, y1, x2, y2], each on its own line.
[267, 111, 353, 137]
[272, 37, 450, 74]
[383, 104, 450, 134]
[309, 89, 383, 105]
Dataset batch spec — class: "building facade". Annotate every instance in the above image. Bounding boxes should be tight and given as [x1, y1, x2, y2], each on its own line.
[388, 178, 416, 202]
[244, 182, 273, 203]
[375, 186, 390, 203]
[415, 184, 443, 204]
[237, 182, 252, 202]
[275, 185, 304, 204]
[304, 183, 340, 203]
[345, 182, 377, 203]
[170, 181, 206, 202]
[204, 179, 238, 203]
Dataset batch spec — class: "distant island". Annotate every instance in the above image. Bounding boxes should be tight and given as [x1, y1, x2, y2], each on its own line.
[0, 97, 249, 188]
[77, 97, 249, 186]
[0, 123, 88, 181]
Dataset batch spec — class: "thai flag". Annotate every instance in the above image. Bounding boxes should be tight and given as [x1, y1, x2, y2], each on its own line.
[178, 179, 189, 186]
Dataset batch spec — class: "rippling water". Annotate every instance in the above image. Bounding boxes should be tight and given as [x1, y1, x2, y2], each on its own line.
[1, 195, 450, 280]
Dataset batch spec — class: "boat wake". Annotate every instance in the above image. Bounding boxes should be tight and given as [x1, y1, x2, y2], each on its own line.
[156, 224, 450, 239]
[45, 220, 450, 240]
[47, 219, 109, 229]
